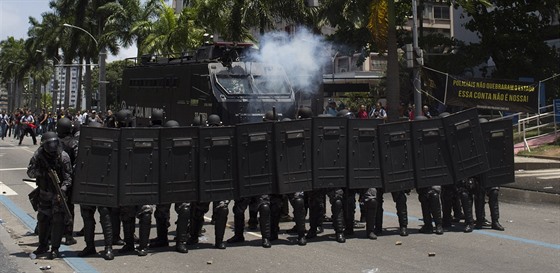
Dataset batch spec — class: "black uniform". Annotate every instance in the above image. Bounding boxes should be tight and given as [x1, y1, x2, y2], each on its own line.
[375, 189, 409, 236]
[27, 132, 72, 259]
[151, 117, 191, 253]
[417, 186, 444, 234]
[73, 120, 115, 260]
[56, 118, 78, 246]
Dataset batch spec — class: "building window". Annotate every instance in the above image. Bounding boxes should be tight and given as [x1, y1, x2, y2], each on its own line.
[433, 6, 450, 20]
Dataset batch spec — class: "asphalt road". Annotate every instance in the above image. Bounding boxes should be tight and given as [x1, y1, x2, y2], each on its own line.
[1, 136, 559, 273]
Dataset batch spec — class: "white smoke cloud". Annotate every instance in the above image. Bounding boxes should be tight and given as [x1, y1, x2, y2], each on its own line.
[252, 28, 331, 95]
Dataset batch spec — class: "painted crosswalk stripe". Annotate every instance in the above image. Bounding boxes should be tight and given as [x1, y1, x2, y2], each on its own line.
[24, 181, 37, 189]
[0, 182, 18, 196]
[0, 168, 28, 171]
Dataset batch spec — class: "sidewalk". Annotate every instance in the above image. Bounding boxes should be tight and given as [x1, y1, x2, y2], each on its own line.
[513, 133, 558, 155]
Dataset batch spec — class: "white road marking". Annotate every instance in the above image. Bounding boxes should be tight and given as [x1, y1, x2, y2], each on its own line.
[0, 182, 18, 196]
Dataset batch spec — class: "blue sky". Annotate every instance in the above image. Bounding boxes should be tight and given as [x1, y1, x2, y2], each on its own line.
[0, 0, 135, 61]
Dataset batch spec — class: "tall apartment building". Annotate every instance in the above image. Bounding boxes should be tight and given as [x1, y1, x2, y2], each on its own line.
[48, 66, 82, 109]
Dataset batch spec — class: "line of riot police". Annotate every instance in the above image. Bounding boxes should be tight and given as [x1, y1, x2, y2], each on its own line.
[65, 106, 514, 258]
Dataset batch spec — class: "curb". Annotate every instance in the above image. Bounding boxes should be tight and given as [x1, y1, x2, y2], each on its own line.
[514, 162, 560, 170]
[500, 187, 560, 206]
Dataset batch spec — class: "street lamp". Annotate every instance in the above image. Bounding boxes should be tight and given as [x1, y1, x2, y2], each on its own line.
[63, 23, 107, 113]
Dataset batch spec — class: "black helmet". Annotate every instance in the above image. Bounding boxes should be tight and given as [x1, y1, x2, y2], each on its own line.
[151, 109, 164, 125]
[116, 109, 133, 127]
[415, 115, 428, 121]
[207, 114, 221, 126]
[72, 120, 81, 135]
[88, 121, 103, 128]
[263, 110, 276, 121]
[438, 112, 450, 118]
[192, 115, 207, 126]
[297, 107, 313, 119]
[41, 132, 60, 155]
[281, 118, 292, 121]
[164, 120, 180, 127]
[56, 117, 73, 137]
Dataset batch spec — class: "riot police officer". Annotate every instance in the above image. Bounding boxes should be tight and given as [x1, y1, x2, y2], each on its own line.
[150, 115, 192, 253]
[27, 132, 72, 259]
[188, 114, 230, 249]
[115, 109, 153, 256]
[55, 117, 78, 245]
[75, 121, 115, 260]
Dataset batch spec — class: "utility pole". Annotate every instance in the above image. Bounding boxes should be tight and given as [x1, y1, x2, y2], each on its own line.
[412, 0, 423, 118]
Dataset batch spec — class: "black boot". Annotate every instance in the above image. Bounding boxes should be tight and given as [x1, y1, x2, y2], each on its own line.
[291, 196, 307, 246]
[101, 246, 114, 260]
[488, 189, 505, 231]
[119, 219, 135, 253]
[214, 206, 228, 249]
[332, 199, 345, 243]
[429, 190, 444, 235]
[47, 249, 60, 260]
[364, 198, 377, 240]
[175, 204, 190, 253]
[137, 213, 151, 256]
[419, 195, 433, 234]
[227, 210, 245, 243]
[459, 189, 475, 233]
[78, 246, 97, 257]
[259, 204, 272, 248]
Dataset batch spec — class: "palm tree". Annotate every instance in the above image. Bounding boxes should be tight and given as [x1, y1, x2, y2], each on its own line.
[0, 37, 28, 112]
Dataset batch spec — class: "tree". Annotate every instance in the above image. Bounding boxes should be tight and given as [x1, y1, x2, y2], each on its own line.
[0, 37, 28, 112]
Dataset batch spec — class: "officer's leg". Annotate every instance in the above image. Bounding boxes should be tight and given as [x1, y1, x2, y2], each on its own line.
[441, 185, 454, 228]
[429, 186, 443, 235]
[187, 202, 209, 245]
[343, 189, 356, 236]
[111, 207, 124, 245]
[392, 191, 408, 236]
[78, 206, 97, 257]
[136, 205, 153, 256]
[258, 195, 272, 248]
[306, 190, 324, 239]
[227, 198, 249, 243]
[248, 198, 259, 230]
[48, 212, 65, 259]
[289, 192, 307, 246]
[329, 189, 346, 243]
[119, 206, 136, 253]
[174, 203, 190, 253]
[33, 212, 50, 255]
[474, 184, 488, 229]
[374, 188, 384, 235]
[488, 188, 504, 231]
[417, 188, 433, 234]
[458, 185, 475, 233]
[98, 206, 114, 260]
[213, 200, 229, 249]
[150, 204, 171, 248]
[362, 188, 378, 240]
[269, 194, 282, 241]
[63, 197, 76, 245]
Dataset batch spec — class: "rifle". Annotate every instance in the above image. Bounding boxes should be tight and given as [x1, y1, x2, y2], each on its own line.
[47, 169, 73, 225]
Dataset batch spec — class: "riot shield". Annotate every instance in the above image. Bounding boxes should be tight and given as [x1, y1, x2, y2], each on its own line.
[312, 117, 348, 189]
[347, 119, 383, 189]
[410, 118, 454, 188]
[159, 126, 199, 204]
[198, 126, 236, 202]
[73, 127, 120, 207]
[378, 121, 415, 192]
[274, 119, 313, 194]
[118, 127, 160, 206]
[479, 120, 514, 188]
[236, 122, 275, 197]
[441, 108, 489, 181]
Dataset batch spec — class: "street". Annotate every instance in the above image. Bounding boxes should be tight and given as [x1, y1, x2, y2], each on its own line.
[1, 136, 559, 273]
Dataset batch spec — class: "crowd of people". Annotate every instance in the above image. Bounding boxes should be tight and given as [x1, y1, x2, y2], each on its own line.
[0, 107, 117, 144]
[23, 106, 505, 261]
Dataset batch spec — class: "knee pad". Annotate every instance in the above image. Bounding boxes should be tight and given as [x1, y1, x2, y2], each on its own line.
[138, 212, 151, 225]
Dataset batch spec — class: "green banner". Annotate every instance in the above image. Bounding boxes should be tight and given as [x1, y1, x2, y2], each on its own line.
[446, 77, 539, 113]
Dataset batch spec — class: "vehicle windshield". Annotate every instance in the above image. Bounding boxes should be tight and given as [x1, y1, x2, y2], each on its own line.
[213, 62, 292, 95]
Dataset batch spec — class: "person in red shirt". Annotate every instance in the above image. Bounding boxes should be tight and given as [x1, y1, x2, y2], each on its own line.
[357, 105, 368, 119]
